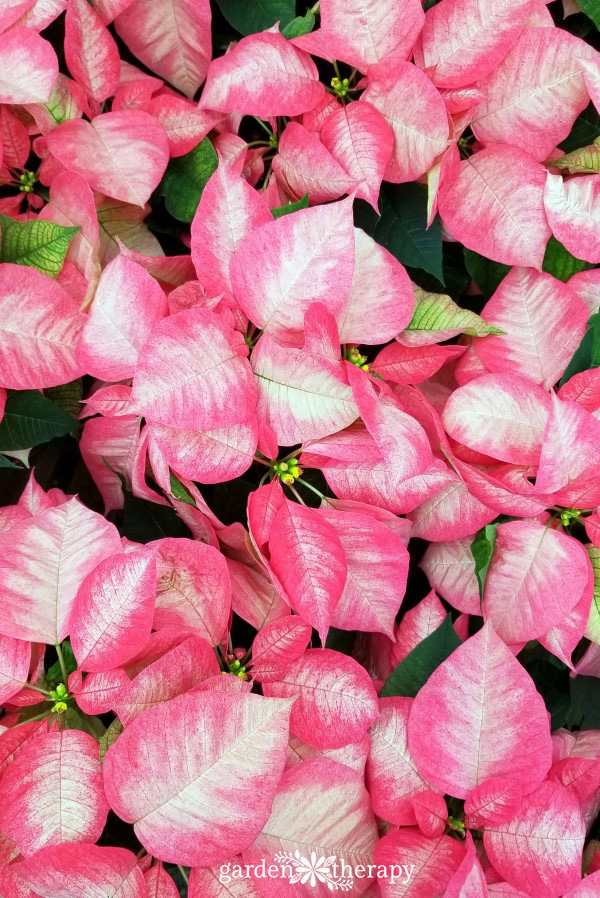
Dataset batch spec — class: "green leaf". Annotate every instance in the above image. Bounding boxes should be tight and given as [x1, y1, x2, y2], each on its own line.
[471, 524, 498, 600]
[169, 472, 196, 506]
[585, 546, 600, 645]
[568, 676, 600, 729]
[406, 286, 504, 338]
[523, 655, 571, 731]
[542, 236, 592, 282]
[282, 9, 316, 38]
[380, 615, 461, 698]
[0, 390, 78, 451]
[551, 137, 600, 174]
[578, 0, 600, 28]
[99, 718, 124, 763]
[121, 492, 192, 543]
[559, 105, 600, 154]
[0, 216, 78, 276]
[44, 379, 84, 418]
[271, 193, 309, 219]
[216, 0, 296, 35]
[0, 455, 21, 468]
[464, 249, 511, 299]
[375, 184, 444, 282]
[560, 310, 600, 385]
[46, 640, 77, 682]
[160, 139, 218, 223]
[325, 627, 356, 656]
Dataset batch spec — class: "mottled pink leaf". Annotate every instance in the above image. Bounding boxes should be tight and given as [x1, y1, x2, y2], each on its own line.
[201, 31, 324, 117]
[362, 63, 449, 184]
[64, 0, 120, 102]
[391, 591, 447, 668]
[70, 548, 156, 672]
[438, 145, 551, 268]
[483, 520, 590, 643]
[153, 538, 231, 644]
[263, 648, 379, 750]
[148, 94, 222, 157]
[420, 539, 481, 615]
[148, 418, 257, 484]
[0, 498, 121, 644]
[408, 623, 552, 798]
[375, 829, 465, 898]
[0, 264, 85, 389]
[408, 474, 496, 542]
[0, 731, 109, 856]
[484, 781, 585, 898]
[445, 832, 488, 898]
[115, 0, 211, 99]
[544, 173, 600, 265]
[80, 415, 139, 514]
[250, 616, 312, 684]
[464, 777, 523, 829]
[19, 844, 145, 898]
[47, 111, 169, 207]
[130, 308, 257, 430]
[144, 863, 178, 898]
[0, 635, 31, 705]
[374, 342, 463, 386]
[320, 0, 424, 70]
[103, 691, 293, 866]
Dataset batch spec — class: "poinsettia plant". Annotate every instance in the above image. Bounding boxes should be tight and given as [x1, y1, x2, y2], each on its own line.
[0, 0, 600, 896]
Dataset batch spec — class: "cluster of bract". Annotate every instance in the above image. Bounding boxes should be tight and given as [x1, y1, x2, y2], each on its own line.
[0, 0, 599, 896]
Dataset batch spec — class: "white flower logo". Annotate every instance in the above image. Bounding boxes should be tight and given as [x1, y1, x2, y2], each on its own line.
[274, 850, 353, 891]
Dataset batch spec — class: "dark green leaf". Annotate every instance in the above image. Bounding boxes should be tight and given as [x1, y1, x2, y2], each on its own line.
[0, 216, 79, 276]
[46, 640, 77, 682]
[542, 236, 592, 282]
[380, 615, 460, 698]
[353, 198, 380, 236]
[271, 193, 309, 219]
[577, 0, 600, 28]
[170, 472, 196, 506]
[568, 676, 600, 729]
[282, 10, 316, 38]
[65, 707, 106, 741]
[99, 718, 124, 763]
[325, 627, 356, 656]
[0, 390, 78, 451]
[44, 379, 84, 418]
[160, 139, 218, 222]
[471, 524, 497, 600]
[122, 492, 192, 543]
[216, 0, 296, 35]
[464, 249, 511, 299]
[375, 184, 443, 282]
[523, 656, 571, 731]
[560, 311, 600, 385]
[559, 105, 600, 154]
[0, 455, 21, 468]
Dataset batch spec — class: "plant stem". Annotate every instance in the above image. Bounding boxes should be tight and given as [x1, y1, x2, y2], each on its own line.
[21, 682, 52, 698]
[252, 455, 272, 468]
[8, 712, 50, 730]
[252, 116, 274, 139]
[55, 642, 68, 684]
[286, 483, 306, 506]
[310, 0, 320, 14]
[296, 478, 331, 504]
[177, 865, 189, 885]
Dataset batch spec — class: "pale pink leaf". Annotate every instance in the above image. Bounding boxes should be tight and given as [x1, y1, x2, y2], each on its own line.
[320, 0, 423, 70]
[268, 501, 347, 643]
[483, 520, 590, 643]
[148, 418, 257, 484]
[445, 833, 488, 898]
[115, 0, 211, 99]
[374, 342, 463, 386]
[483, 781, 585, 898]
[412, 790, 448, 839]
[536, 395, 600, 507]
[70, 667, 131, 716]
[103, 691, 293, 866]
[407, 623, 553, 799]
[0, 635, 31, 705]
[0, 0, 35, 34]
[562, 872, 600, 898]
[321, 509, 409, 638]
[361, 63, 449, 184]
[19, 844, 145, 898]
[472, 29, 595, 160]
[420, 539, 481, 615]
[391, 592, 447, 668]
[321, 101, 394, 210]
[0, 264, 85, 389]
[273, 121, 358, 204]
[375, 829, 465, 898]
[80, 415, 139, 514]
[130, 308, 257, 430]
[64, 0, 120, 102]
[202, 31, 323, 117]
[90, 0, 135, 24]
[544, 173, 600, 265]
[250, 617, 312, 683]
[438, 145, 551, 268]
[17, 0, 68, 30]
[338, 229, 414, 345]
[144, 863, 178, 898]
[112, 635, 219, 724]
[47, 111, 169, 207]
[243, 758, 378, 897]
[0, 498, 121, 645]
[188, 861, 261, 898]
[464, 776, 523, 829]
[0, 731, 109, 856]
[442, 372, 551, 465]
[473, 267, 588, 389]
[153, 538, 231, 644]
[70, 548, 156, 672]
[148, 94, 223, 157]
[408, 475, 496, 542]
[231, 199, 355, 345]
[366, 697, 432, 826]
[0, 26, 57, 104]
[263, 648, 379, 750]
[191, 163, 271, 298]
